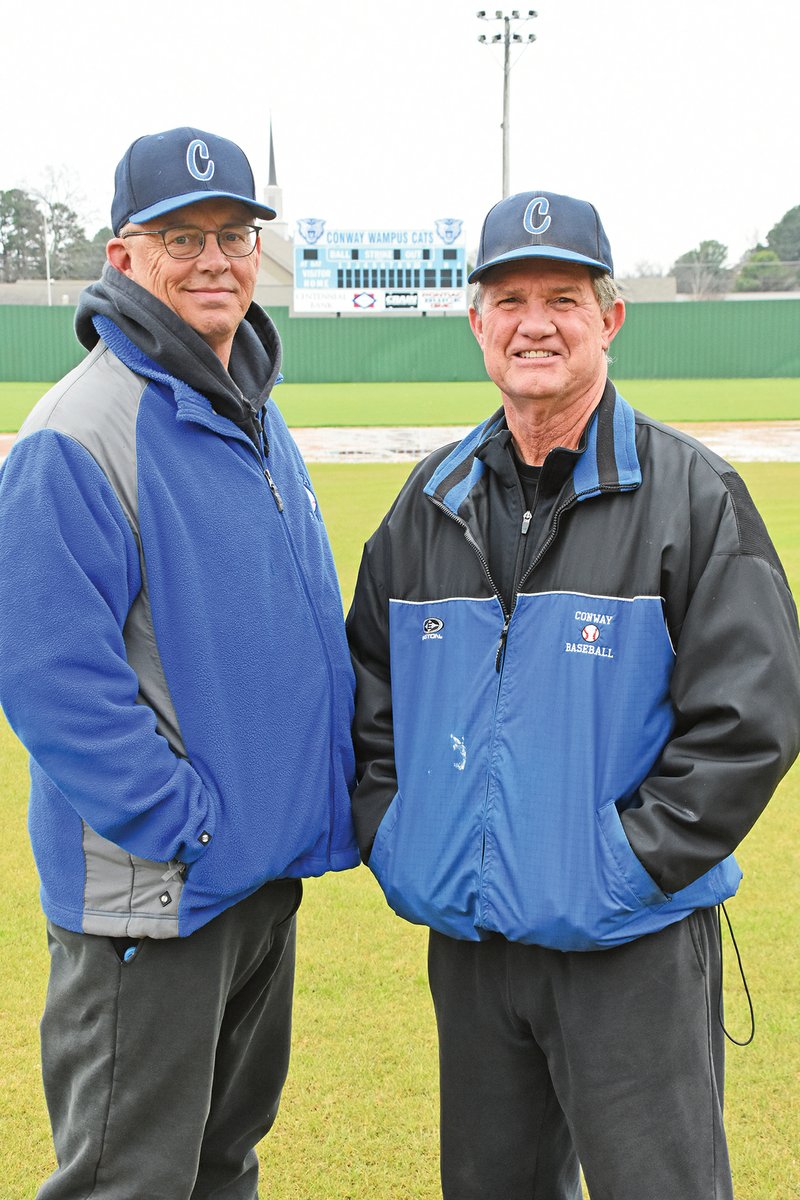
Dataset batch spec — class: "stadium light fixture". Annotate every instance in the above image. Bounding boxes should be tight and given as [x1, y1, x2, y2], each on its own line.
[477, 8, 539, 196]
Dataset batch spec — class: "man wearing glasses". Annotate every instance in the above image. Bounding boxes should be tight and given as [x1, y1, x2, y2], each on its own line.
[0, 128, 358, 1197]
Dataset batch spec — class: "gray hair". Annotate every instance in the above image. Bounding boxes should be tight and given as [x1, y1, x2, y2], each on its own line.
[471, 267, 619, 315]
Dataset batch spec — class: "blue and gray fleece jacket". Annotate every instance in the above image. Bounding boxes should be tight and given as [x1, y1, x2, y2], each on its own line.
[0, 266, 358, 938]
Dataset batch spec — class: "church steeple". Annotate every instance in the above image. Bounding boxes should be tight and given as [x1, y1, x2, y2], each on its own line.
[268, 119, 278, 189]
[263, 117, 283, 223]
[258, 117, 292, 293]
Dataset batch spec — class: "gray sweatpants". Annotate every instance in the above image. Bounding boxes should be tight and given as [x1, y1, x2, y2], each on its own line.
[36, 877, 301, 1200]
[429, 908, 732, 1200]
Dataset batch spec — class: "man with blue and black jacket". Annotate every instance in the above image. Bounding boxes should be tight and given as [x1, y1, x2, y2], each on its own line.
[0, 128, 359, 1198]
[347, 190, 800, 1199]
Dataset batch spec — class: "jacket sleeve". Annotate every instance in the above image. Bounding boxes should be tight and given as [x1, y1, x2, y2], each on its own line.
[0, 430, 217, 866]
[346, 527, 398, 862]
[622, 472, 800, 894]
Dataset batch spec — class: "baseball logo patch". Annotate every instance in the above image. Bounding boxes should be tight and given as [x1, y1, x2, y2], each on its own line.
[565, 608, 615, 660]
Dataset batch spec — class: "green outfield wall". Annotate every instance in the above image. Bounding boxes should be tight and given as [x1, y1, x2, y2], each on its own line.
[1, 300, 799, 382]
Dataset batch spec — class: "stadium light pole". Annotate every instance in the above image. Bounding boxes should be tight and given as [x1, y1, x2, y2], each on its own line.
[477, 9, 538, 197]
[41, 209, 53, 307]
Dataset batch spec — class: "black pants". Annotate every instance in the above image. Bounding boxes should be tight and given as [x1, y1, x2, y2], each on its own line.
[428, 909, 732, 1200]
[37, 878, 301, 1200]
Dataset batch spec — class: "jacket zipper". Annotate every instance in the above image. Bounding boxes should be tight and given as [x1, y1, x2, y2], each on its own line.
[254, 409, 340, 856]
[427, 494, 513, 919]
[517, 482, 624, 593]
[200, 402, 339, 856]
[254, 409, 285, 512]
[431, 476, 624, 661]
[426, 478, 632, 925]
[263, 465, 284, 511]
[429, 495, 539, 671]
[428, 496, 510, 661]
[495, 508, 533, 667]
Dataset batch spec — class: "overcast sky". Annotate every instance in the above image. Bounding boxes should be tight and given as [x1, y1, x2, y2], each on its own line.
[3, 0, 796, 277]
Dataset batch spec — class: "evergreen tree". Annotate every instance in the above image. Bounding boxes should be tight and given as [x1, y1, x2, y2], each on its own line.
[766, 205, 800, 264]
[672, 240, 730, 297]
[0, 189, 45, 281]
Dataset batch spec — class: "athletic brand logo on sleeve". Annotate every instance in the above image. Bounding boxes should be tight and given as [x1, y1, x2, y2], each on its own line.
[422, 617, 444, 640]
[186, 139, 215, 182]
[523, 196, 552, 236]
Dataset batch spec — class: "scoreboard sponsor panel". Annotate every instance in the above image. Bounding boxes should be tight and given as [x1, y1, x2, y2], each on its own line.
[294, 218, 467, 314]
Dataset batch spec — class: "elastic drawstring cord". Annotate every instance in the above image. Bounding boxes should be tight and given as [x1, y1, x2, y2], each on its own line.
[717, 902, 755, 1046]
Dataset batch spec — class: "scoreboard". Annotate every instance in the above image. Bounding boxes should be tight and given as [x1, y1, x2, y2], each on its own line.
[293, 218, 467, 314]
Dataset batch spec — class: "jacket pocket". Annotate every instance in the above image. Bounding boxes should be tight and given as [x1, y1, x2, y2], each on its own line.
[369, 789, 481, 940]
[595, 799, 669, 909]
[369, 791, 416, 922]
[369, 790, 402, 871]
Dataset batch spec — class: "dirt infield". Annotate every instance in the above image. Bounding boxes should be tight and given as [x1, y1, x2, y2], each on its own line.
[2, 422, 799, 464]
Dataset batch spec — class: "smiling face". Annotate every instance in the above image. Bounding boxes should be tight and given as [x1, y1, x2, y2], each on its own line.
[469, 259, 625, 420]
[106, 198, 261, 366]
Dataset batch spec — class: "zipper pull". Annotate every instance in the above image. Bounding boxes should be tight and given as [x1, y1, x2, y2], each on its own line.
[257, 406, 270, 458]
[495, 614, 511, 672]
[264, 466, 284, 512]
[521, 510, 532, 535]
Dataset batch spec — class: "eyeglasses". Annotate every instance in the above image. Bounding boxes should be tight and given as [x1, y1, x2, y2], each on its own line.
[121, 224, 262, 260]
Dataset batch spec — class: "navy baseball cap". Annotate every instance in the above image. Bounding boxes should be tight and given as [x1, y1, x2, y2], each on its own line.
[111, 127, 276, 235]
[469, 190, 613, 283]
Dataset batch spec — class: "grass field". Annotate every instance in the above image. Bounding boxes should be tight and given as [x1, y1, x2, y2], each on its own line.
[1, 377, 799, 432]
[1, 461, 798, 1199]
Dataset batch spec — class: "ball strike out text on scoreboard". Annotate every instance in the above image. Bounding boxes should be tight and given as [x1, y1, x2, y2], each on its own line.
[293, 218, 467, 314]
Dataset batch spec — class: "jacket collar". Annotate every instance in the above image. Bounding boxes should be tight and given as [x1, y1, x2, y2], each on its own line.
[76, 264, 282, 436]
[424, 379, 641, 517]
[92, 315, 257, 445]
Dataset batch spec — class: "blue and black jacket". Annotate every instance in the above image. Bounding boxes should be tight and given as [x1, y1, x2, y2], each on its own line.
[0, 267, 358, 938]
[347, 384, 800, 950]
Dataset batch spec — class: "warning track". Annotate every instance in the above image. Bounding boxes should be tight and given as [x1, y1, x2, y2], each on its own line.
[286, 421, 800, 464]
[2, 422, 799, 465]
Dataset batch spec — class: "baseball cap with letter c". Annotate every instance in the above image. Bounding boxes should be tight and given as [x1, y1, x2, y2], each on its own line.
[468, 190, 613, 283]
[111, 126, 277, 235]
